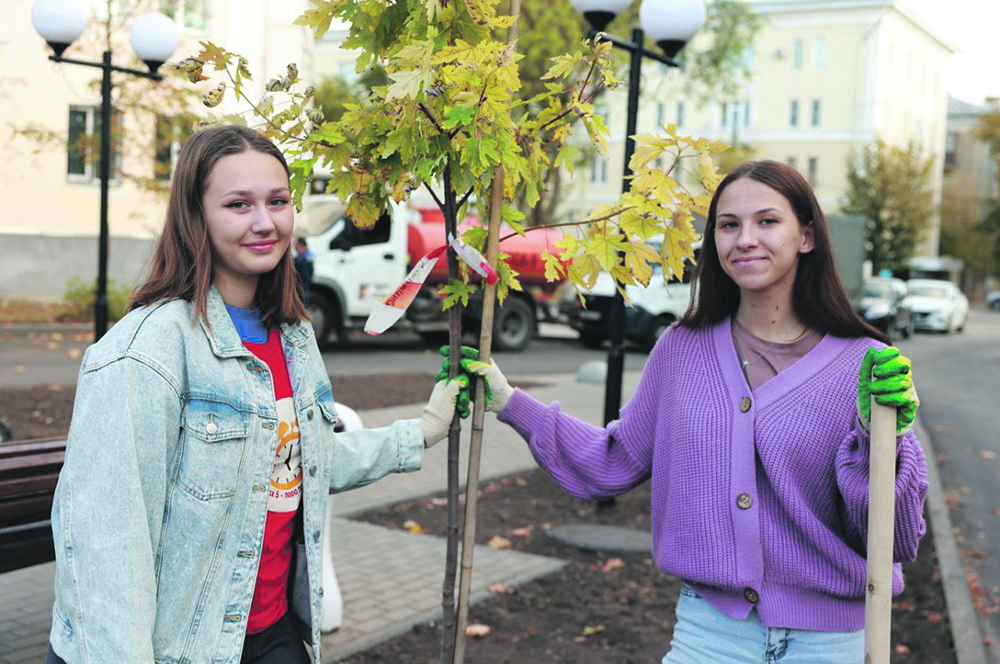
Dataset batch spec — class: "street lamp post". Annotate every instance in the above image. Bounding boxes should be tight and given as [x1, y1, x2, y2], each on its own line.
[32, 0, 179, 341]
[570, 0, 706, 431]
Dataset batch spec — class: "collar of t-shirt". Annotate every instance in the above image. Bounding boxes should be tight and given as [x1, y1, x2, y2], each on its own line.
[733, 319, 824, 391]
[224, 303, 269, 343]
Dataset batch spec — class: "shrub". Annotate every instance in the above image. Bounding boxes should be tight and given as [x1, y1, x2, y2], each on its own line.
[63, 277, 133, 321]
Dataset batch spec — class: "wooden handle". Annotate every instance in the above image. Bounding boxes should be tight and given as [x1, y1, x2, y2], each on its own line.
[863, 400, 897, 664]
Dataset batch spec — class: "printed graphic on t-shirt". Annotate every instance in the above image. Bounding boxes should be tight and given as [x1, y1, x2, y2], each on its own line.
[268, 397, 301, 512]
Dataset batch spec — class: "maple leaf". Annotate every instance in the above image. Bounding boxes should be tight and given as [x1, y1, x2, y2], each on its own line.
[293, 1, 338, 39]
[197, 41, 231, 71]
[386, 69, 425, 100]
[439, 280, 476, 310]
[586, 233, 626, 272]
[660, 228, 693, 281]
[541, 250, 565, 281]
[542, 51, 582, 80]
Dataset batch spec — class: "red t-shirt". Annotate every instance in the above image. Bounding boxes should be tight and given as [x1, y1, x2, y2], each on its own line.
[243, 329, 302, 634]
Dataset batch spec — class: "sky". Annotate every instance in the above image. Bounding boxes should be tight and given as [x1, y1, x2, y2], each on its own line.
[899, 0, 1000, 106]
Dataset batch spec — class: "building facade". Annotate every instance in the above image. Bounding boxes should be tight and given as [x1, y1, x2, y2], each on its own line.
[0, 0, 312, 298]
[559, 0, 955, 257]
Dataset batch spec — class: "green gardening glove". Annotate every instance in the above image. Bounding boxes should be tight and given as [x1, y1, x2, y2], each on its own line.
[435, 346, 492, 415]
[857, 346, 919, 435]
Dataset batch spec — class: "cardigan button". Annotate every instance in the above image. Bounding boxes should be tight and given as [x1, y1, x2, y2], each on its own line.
[744, 587, 759, 603]
[739, 397, 752, 413]
[737, 493, 753, 510]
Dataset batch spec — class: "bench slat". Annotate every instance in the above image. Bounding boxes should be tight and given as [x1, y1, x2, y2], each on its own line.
[0, 451, 66, 480]
[0, 474, 60, 499]
[0, 495, 56, 525]
[0, 439, 67, 459]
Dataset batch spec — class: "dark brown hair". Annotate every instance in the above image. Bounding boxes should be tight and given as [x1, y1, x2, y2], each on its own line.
[130, 124, 307, 329]
[679, 160, 889, 344]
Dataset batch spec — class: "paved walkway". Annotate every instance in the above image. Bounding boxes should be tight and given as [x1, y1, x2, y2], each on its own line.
[0, 371, 641, 663]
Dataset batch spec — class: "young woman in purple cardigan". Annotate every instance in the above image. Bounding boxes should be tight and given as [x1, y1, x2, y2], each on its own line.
[450, 160, 926, 662]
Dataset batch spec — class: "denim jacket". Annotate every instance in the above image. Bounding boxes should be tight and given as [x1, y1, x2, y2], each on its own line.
[48, 286, 424, 663]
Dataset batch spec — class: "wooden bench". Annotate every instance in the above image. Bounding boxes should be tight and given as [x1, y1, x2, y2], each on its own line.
[0, 438, 65, 574]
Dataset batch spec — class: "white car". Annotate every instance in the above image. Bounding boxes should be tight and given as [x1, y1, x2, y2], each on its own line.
[906, 279, 969, 333]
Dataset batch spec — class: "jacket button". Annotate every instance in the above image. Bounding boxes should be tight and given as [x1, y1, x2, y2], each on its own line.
[737, 493, 753, 510]
[744, 588, 759, 603]
[263, 421, 275, 430]
[313, 530, 321, 543]
[206, 422, 218, 435]
[307, 409, 314, 421]
[319, 587, 324, 597]
[740, 397, 752, 413]
[309, 466, 317, 477]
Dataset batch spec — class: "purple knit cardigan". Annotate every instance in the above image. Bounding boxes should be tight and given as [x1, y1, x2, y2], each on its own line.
[498, 317, 929, 632]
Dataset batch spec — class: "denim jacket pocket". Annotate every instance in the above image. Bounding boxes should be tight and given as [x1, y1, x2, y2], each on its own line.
[178, 398, 249, 501]
[316, 388, 339, 425]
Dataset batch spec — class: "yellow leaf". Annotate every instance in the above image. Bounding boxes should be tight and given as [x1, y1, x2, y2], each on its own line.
[487, 535, 512, 549]
[630, 144, 663, 170]
[586, 234, 626, 272]
[581, 624, 606, 636]
[402, 520, 424, 534]
[661, 228, 694, 281]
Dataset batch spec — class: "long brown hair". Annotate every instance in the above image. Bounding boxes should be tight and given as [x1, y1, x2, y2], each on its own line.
[130, 124, 307, 329]
[679, 160, 889, 344]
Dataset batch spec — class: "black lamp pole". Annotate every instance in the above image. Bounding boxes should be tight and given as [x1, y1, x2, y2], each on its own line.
[48, 51, 162, 341]
[590, 28, 679, 430]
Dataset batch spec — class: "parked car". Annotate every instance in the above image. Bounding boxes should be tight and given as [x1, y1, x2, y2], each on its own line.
[560, 240, 699, 350]
[906, 279, 969, 333]
[858, 277, 912, 339]
[988, 290, 1000, 311]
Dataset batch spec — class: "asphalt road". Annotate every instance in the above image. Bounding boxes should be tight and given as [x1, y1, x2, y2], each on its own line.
[893, 308, 1000, 657]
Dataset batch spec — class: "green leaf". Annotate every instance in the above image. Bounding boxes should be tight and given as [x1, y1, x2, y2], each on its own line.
[586, 233, 626, 272]
[440, 280, 476, 310]
[386, 69, 425, 100]
[293, 1, 338, 39]
[541, 51, 582, 80]
[443, 106, 475, 130]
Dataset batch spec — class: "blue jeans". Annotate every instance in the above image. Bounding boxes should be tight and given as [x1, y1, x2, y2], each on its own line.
[663, 585, 865, 663]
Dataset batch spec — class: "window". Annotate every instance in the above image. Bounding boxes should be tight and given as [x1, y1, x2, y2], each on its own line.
[160, 0, 207, 30]
[743, 101, 751, 127]
[589, 156, 607, 184]
[743, 45, 755, 71]
[333, 213, 392, 249]
[793, 39, 804, 69]
[814, 38, 826, 69]
[676, 102, 684, 127]
[721, 102, 728, 127]
[656, 102, 664, 127]
[808, 158, 818, 185]
[67, 106, 122, 183]
[787, 156, 797, 170]
[154, 116, 193, 181]
[811, 99, 821, 127]
[944, 131, 958, 170]
[790, 100, 799, 127]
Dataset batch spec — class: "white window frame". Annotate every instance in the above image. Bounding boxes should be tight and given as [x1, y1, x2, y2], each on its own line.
[154, 115, 190, 183]
[67, 105, 122, 186]
[160, 0, 209, 31]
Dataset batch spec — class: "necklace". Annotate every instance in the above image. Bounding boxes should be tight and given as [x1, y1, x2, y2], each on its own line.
[732, 319, 806, 371]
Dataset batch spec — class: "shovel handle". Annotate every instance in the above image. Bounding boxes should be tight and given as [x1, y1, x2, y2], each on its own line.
[863, 400, 897, 664]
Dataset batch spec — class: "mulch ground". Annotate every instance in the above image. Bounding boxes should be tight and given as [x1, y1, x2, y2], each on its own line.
[0, 374, 957, 662]
[345, 472, 956, 663]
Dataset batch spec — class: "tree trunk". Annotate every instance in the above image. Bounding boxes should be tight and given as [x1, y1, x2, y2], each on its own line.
[439, 162, 463, 664]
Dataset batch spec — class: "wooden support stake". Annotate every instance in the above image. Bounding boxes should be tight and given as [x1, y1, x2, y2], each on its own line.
[864, 400, 897, 664]
[452, 8, 519, 658]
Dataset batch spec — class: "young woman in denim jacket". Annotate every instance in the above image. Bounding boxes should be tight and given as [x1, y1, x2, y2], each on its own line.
[45, 125, 462, 664]
[451, 161, 927, 662]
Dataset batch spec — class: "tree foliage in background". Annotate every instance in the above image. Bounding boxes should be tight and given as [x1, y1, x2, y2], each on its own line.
[972, 97, 1000, 278]
[843, 139, 935, 273]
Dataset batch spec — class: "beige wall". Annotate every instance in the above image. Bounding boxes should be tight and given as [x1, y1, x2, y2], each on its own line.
[554, 0, 953, 257]
[0, 0, 311, 240]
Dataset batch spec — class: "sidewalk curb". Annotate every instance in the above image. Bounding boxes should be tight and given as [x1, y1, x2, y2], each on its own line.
[916, 416, 989, 664]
